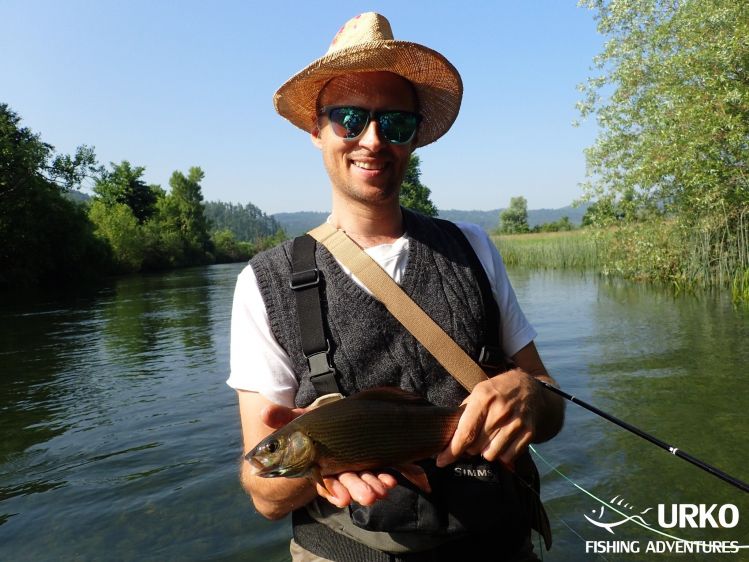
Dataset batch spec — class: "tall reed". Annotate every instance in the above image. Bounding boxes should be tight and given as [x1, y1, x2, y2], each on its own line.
[492, 209, 749, 303]
[492, 230, 599, 270]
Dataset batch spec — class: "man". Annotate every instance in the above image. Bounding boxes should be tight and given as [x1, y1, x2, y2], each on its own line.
[228, 12, 564, 561]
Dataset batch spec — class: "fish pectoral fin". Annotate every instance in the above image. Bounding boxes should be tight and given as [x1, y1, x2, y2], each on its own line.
[394, 463, 432, 494]
[307, 466, 338, 503]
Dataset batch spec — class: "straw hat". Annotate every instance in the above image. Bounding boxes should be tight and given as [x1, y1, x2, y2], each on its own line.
[274, 12, 463, 148]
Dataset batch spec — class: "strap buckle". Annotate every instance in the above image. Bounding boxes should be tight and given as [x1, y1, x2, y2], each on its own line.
[306, 345, 333, 376]
[478, 345, 506, 370]
[289, 268, 320, 290]
[306, 344, 339, 396]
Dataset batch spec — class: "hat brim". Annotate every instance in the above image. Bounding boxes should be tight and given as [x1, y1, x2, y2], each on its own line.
[274, 40, 463, 148]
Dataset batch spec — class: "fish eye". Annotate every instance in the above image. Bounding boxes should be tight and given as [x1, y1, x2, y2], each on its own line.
[265, 439, 279, 454]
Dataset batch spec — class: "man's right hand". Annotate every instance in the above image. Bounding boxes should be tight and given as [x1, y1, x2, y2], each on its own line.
[239, 391, 397, 518]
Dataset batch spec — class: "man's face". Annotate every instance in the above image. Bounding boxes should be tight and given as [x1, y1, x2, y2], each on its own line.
[313, 72, 417, 207]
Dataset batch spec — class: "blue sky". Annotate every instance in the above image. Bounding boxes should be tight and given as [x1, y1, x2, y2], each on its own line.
[2, 1, 604, 214]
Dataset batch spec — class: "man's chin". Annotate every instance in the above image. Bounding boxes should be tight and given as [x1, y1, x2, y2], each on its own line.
[348, 184, 399, 205]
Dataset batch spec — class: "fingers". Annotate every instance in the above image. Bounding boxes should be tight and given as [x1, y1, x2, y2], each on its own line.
[436, 387, 511, 467]
[436, 374, 534, 468]
[317, 476, 351, 508]
[436, 407, 481, 467]
[338, 472, 390, 506]
[479, 418, 533, 468]
[499, 430, 532, 467]
[319, 471, 397, 508]
[377, 472, 398, 489]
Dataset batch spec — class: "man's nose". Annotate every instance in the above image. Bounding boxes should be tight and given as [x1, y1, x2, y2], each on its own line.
[357, 119, 385, 151]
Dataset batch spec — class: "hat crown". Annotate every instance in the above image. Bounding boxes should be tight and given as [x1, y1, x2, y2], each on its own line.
[326, 12, 394, 55]
[274, 12, 462, 148]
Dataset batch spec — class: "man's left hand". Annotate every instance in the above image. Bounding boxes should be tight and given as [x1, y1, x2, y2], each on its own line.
[435, 368, 542, 469]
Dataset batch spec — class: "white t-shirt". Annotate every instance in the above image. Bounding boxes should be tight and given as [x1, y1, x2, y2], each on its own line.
[227, 222, 536, 407]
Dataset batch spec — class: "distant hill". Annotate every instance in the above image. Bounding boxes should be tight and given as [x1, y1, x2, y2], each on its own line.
[205, 201, 283, 241]
[439, 205, 588, 231]
[273, 211, 329, 237]
[526, 205, 588, 228]
[274, 205, 588, 237]
[64, 190, 91, 205]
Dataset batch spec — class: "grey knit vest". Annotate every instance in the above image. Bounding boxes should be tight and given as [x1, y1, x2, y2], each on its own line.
[250, 209, 500, 408]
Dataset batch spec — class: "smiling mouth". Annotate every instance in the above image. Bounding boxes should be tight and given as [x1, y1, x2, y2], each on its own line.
[351, 160, 387, 171]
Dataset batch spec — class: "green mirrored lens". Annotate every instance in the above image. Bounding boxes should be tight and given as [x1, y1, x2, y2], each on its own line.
[379, 112, 419, 144]
[326, 107, 419, 144]
[329, 107, 369, 139]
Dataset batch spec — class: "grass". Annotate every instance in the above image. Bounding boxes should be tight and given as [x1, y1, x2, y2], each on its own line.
[490, 216, 749, 304]
[491, 229, 599, 270]
[731, 268, 749, 303]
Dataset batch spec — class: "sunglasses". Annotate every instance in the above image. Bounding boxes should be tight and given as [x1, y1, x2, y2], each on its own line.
[319, 106, 421, 145]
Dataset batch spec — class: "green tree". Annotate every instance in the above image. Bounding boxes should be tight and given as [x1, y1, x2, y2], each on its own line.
[400, 153, 437, 217]
[0, 104, 108, 289]
[211, 229, 253, 263]
[578, 0, 749, 291]
[94, 161, 158, 223]
[88, 200, 145, 272]
[499, 196, 530, 234]
[164, 167, 212, 262]
[535, 216, 574, 233]
[579, 0, 749, 219]
[581, 198, 625, 227]
[204, 200, 284, 241]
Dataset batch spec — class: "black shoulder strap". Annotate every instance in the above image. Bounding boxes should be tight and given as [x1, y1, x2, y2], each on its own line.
[290, 235, 341, 396]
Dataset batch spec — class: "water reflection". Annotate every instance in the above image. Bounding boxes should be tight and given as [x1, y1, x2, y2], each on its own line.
[100, 268, 214, 371]
[513, 272, 749, 559]
[589, 280, 748, 524]
[1, 265, 746, 560]
[0, 264, 249, 561]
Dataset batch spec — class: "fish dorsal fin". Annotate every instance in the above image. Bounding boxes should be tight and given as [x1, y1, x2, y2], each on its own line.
[348, 387, 433, 406]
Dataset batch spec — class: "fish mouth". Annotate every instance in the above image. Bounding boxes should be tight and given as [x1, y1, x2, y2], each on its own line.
[247, 456, 266, 474]
[246, 454, 287, 477]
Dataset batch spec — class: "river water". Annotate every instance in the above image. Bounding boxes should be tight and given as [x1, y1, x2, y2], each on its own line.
[1, 263, 747, 561]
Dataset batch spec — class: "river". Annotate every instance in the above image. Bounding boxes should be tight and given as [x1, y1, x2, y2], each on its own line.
[1, 263, 747, 561]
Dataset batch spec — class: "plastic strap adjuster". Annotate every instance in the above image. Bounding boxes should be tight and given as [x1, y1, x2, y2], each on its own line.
[307, 348, 339, 396]
[289, 268, 320, 290]
[306, 348, 333, 376]
[478, 345, 506, 369]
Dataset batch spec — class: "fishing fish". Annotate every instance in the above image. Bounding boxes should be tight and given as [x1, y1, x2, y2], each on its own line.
[245, 387, 463, 493]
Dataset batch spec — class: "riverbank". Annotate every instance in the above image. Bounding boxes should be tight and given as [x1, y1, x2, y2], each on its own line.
[493, 224, 749, 303]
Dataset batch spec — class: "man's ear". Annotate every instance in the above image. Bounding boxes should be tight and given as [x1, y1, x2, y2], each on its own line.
[310, 126, 323, 149]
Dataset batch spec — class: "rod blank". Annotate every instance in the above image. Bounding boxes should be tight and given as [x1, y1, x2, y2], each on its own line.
[536, 379, 749, 494]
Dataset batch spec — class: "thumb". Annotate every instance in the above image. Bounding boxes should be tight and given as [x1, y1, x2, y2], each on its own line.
[260, 403, 305, 429]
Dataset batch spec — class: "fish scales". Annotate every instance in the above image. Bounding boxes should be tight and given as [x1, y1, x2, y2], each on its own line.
[297, 396, 460, 473]
[246, 388, 463, 479]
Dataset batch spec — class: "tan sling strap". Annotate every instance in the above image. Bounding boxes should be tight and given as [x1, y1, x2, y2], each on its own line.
[308, 223, 555, 551]
[308, 222, 490, 393]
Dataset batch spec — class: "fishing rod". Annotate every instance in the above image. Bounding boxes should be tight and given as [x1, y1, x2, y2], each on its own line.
[535, 379, 749, 494]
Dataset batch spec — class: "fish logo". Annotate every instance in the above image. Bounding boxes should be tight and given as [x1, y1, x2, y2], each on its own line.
[584, 495, 654, 535]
